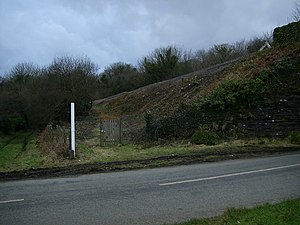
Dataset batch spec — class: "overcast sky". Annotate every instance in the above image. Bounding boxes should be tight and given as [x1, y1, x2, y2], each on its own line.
[0, 0, 297, 76]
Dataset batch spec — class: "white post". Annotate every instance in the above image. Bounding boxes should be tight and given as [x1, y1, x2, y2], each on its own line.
[70, 102, 75, 158]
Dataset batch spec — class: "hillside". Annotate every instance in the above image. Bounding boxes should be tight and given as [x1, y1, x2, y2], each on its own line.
[1, 22, 299, 177]
[91, 58, 241, 141]
[68, 21, 300, 146]
[89, 46, 299, 143]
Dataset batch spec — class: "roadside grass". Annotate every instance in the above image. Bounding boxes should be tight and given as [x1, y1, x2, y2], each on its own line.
[0, 132, 45, 172]
[0, 132, 299, 173]
[76, 136, 298, 164]
[172, 198, 300, 225]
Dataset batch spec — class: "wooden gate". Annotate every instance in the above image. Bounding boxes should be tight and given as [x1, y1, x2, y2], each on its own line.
[100, 119, 122, 146]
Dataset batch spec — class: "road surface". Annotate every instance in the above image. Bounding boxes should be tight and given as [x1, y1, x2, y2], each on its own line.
[1, 152, 300, 225]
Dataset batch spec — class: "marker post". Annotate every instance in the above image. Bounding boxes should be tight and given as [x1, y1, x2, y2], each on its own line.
[70, 102, 75, 158]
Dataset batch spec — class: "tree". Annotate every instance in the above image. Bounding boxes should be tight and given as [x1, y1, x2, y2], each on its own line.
[0, 63, 41, 133]
[8, 63, 40, 85]
[45, 56, 99, 121]
[101, 62, 137, 78]
[293, 3, 300, 22]
[212, 44, 234, 62]
[99, 62, 142, 95]
[16, 56, 100, 128]
[0, 56, 101, 130]
[140, 46, 181, 82]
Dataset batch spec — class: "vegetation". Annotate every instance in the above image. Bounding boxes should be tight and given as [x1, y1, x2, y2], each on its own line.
[156, 46, 299, 140]
[99, 62, 143, 96]
[144, 111, 157, 140]
[1, 131, 298, 173]
[140, 46, 192, 82]
[1, 17, 299, 171]
[290, 131, 300, 145]
[191, 130, 218, 145]
[273, 21, 300, 45]
[171, 198, 300, 225]
[293, 3, 300, 21]
[0, 132, 45, 171]
[0, 56, 100, 132]
[37, 125, 69, 159]
[207, 77, 266, 110]
[207, 56, 297, 111]
[0, 32, 275, 135]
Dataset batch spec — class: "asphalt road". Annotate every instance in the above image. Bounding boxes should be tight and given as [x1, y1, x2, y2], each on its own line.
[1, 152, 300, 225]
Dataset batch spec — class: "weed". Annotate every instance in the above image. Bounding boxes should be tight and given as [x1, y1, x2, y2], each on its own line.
[37, 124, 69, 159]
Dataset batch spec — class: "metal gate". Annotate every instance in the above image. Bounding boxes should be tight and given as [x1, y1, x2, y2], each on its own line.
[100, 119, 122, 146]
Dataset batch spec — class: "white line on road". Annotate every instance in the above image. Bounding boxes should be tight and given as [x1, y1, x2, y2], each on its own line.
[0, 199, 24, 204]
[159, 163, 300, 186]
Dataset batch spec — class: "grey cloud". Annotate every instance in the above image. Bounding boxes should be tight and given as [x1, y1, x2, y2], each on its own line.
[0, 0, 297, 76]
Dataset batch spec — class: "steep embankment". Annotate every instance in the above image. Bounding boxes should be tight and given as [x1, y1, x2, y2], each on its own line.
[91, 22, 300, 143]
[156, 45, 300, 140]
[92, 49, 300, 142]
[92, 58, 241, 141]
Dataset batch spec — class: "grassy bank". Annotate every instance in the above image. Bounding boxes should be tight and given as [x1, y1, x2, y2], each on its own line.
[0, 132, 45, 172]
[77, 137, 299, 164]
[173, 198, 300, 225]
[0, 132, 299, 174]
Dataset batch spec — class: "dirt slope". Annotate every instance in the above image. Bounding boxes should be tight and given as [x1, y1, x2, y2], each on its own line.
[92, 58, 242, 141]
[94, 58, 240, 115]
[90, 44, 299, 142]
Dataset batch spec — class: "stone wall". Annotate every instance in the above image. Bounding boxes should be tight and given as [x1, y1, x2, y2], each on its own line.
[239, 93, 300, 137]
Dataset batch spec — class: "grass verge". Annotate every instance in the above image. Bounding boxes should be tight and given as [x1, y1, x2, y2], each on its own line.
[0, 133, 299, 180]
[0, 132, 45, 172]
[76, 136, 299, 164]
[172, 198, 300, 225]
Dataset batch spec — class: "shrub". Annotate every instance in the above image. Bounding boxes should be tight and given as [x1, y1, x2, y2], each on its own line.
[191, 129, 218, 145]
[0, 114, 27, 134]
[208, 77, 265, 110]
[273, 59, 295, 74]
[290, 131, 300, 145]
[273, 21, 300, 45]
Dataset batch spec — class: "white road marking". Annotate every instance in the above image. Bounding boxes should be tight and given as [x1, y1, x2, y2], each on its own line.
[0, 199, 24, 204]
[159, 163, 300, 186]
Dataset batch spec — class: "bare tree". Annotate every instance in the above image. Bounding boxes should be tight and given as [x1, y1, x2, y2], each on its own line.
[293, 3, 300, 21]
[9, 62, 40, 84]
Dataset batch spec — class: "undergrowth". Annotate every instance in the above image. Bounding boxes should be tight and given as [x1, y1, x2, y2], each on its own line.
[156, 52, 299, 140]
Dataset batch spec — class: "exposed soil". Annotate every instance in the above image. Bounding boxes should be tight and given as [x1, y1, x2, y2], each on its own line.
[91, 58, 242, 142]
[90, 45, 300, 142]
[1, 146, 299, 181]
